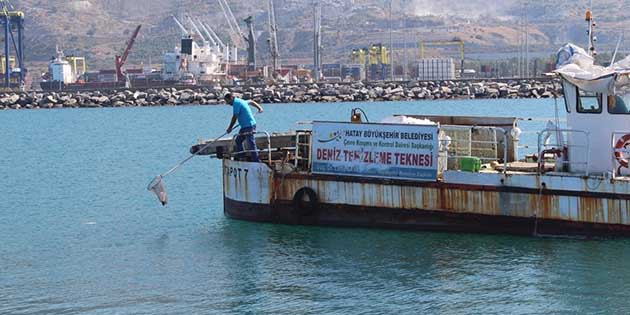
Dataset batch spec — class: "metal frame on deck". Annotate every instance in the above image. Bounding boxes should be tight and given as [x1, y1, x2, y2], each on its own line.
[537, 129, 590, 175]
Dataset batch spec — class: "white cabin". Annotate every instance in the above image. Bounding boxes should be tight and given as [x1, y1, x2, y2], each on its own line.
[555, 43, 630, 176]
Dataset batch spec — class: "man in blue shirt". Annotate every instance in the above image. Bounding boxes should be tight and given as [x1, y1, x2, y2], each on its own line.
[225, 93, 264, 162]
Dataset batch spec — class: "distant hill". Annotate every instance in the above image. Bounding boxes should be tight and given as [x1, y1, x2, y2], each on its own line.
[10, 0, 630, 70]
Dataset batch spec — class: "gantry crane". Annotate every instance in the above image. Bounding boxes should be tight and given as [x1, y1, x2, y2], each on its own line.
[0, 0, 24, 88]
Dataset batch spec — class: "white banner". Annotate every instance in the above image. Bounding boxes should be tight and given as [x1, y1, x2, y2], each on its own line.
[311, 121, 439, 181]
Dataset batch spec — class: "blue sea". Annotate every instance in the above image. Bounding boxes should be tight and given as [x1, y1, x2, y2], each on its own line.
[3, 99, 630, 314]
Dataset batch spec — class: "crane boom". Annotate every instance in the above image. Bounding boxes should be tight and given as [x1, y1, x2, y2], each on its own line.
[115, 24, 141, 82]
[216, 0, 244, 47]
[202, 22, 225, 48]
[221, 0, 243, 37]
[186, 14, 207, 44]
[198, 20, 219, 47]
[171, 15, 189, 36]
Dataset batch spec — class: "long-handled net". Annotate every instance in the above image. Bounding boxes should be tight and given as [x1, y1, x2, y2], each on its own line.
[147, 125, 238, 206]
[148, 175, 168, 206]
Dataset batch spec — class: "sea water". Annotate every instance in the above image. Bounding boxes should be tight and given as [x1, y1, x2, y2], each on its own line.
[2, 99, 630, 314]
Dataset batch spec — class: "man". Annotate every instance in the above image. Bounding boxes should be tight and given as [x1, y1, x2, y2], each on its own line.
[225, 93, 264, 162]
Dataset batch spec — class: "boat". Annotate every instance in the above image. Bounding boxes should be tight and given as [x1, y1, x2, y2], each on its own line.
[191, 10, 630, 238]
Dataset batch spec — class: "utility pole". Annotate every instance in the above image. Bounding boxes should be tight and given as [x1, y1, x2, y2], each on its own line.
[313, 0, 322, 82]
[389, 0, 394, 80]
[402, 0, 407, 81]
[525, 0, 529, 78]
[267, 0, 279, 73]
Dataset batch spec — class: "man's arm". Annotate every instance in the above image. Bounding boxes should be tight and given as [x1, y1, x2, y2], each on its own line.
[248, 100, 264, 113]
[226, 115, 238, 133]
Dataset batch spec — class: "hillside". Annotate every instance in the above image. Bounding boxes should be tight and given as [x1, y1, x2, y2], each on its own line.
[10, 0, 630, 70]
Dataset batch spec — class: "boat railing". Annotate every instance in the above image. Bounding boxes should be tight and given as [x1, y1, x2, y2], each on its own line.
[230, 130, 273, 164]
[537, 129, 590, 175]
[439, 126, 509, 174]
[611, 131, 630, 178]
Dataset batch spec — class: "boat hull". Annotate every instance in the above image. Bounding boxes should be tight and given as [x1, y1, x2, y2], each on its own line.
[222, 159, 630, 238]
[224, 197, 630, 237]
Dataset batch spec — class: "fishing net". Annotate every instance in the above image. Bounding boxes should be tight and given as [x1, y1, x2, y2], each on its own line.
[148, 176, 168, 206]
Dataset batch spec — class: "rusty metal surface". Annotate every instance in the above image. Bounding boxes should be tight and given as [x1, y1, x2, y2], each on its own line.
[222, 159, 630, 228]
[223, 159, 273, 204]
[272, 172, 630, 227]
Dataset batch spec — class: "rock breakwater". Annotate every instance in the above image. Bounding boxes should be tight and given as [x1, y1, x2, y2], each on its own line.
[1, 79, 560, 109]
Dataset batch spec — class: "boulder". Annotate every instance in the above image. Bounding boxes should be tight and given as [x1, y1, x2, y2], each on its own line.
[46, 95, 58, 104]
[179, 92, 193, 102]
[133, 91, 147, 100]
[64, 98, 78, 107]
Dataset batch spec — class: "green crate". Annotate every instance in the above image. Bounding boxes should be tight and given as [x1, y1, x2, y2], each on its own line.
[460, 156, 481, 172]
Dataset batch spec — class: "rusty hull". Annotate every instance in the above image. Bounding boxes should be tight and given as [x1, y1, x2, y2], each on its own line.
[222, 160, 630, 237]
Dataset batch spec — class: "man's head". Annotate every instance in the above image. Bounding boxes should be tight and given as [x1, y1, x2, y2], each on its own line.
[224, 93, 235, 105]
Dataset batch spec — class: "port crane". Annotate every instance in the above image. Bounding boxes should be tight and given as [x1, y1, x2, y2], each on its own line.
[115, 24, 141, 83]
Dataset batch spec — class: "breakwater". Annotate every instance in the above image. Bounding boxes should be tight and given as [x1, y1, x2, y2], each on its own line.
[1, 79, 560, 109]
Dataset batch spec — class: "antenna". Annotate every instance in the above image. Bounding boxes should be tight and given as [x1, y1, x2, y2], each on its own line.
[611, 32, 623, 65]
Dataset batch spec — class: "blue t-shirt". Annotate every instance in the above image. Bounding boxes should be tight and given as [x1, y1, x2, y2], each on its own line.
[232, 97, 256, 128]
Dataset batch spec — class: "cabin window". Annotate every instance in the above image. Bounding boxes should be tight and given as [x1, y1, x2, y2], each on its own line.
[607, 94, 630, 114]
[576, 89, 602, 114]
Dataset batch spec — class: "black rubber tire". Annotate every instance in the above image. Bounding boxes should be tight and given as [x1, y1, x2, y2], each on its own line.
[292, 187, 318, 216]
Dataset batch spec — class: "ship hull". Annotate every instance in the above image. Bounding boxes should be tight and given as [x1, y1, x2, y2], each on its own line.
[222, 159, 630, 238]
[224, 197, 630, 237]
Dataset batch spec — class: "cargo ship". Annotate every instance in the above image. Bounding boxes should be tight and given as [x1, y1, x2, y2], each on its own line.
[190, 11, 630, 237]
[40, 20, 229, 91]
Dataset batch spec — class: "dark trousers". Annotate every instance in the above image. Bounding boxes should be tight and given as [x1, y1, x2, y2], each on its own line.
[235, 126, 260, 162]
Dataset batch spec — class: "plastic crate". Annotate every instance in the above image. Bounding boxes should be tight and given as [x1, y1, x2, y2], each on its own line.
[460, 156, 481, 172]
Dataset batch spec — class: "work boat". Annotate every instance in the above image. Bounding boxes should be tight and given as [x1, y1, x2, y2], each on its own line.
[193, 46, 630, 238]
